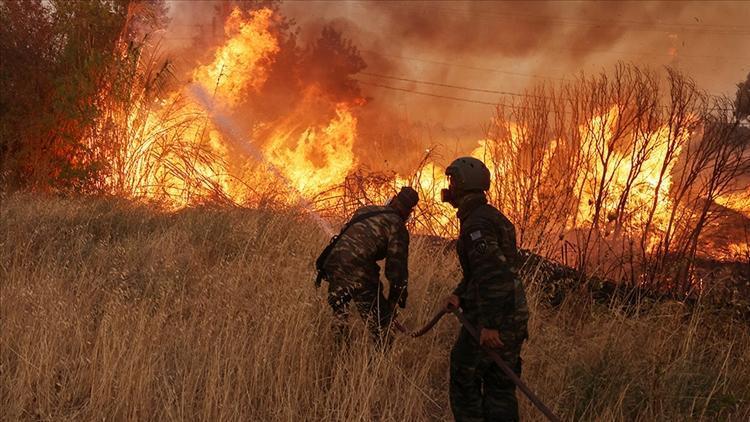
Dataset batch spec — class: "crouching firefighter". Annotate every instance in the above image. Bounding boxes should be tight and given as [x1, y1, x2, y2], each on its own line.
[314, 186, 419, 348]
[440, 157, 530, 422]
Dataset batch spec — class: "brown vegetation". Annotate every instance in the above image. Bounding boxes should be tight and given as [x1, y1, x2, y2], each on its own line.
[474, 65, 750, 291]
[2, 195, 748, 421]
[1, 3, 748, 418]
[2, 2, 747, 295]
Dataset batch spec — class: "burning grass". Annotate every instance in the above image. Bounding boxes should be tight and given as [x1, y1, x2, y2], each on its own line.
[3, 3, 747, 296]
[1, 194, 748, 421]
[107, 13, 749, 293]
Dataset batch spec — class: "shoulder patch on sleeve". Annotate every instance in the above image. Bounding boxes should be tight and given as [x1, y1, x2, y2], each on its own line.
[470, 230, 482, 240]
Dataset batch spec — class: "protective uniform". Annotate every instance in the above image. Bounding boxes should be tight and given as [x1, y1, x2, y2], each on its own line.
[444, 158, 529, 422]
[321, 187, 417, 346]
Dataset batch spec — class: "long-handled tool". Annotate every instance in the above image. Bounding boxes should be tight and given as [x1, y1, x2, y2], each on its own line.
[393, 309, 448, 338]
[394, 309, 561, 422]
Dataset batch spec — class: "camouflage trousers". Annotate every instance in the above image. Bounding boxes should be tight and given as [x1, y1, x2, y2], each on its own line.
[450, 327, 523, 422]
[327, 280, 395, 348]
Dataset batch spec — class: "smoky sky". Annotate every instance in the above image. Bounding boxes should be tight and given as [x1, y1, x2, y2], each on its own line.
[166, 1, 749, 147]
[346, 2, 685, 59]
[281, 1, 749, 133]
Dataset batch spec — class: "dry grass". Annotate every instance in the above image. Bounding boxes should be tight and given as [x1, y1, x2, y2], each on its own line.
[1, 194, 748, 421]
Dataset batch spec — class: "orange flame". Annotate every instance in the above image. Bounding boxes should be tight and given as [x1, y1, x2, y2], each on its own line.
[122, 7, 358, 207]
[116, 6, 749, 267]
[192, 8, 279, 106]
[266, 101, 358, 195]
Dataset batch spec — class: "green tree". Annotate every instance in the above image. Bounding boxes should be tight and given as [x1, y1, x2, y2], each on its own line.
[0, 0, 166, 192]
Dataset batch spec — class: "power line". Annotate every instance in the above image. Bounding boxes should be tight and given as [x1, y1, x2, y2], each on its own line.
[360, 71, 544, 98]
[146, 37, 742, 111]
[357, 76, 733, 115]
[360, 71, 740, 105]
[361, 50, 568, 81]
[362, 49, 748, 86]
[357, 78, 570, 113]
[356, 79, 585, 116]
[362, 43, 748, 70]
[355, 79, 500, 106]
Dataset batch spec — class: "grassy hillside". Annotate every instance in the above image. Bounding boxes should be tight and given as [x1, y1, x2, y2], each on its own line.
[1, 195, 748, 421]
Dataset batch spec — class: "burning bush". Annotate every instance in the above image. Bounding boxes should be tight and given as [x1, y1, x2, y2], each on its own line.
[470, 66, 750, 291]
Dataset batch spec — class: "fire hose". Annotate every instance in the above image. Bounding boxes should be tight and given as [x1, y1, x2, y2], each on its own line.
[394, 309, 561, 422]
[189, 80, 558, 421]
[188, 84, 558, 421]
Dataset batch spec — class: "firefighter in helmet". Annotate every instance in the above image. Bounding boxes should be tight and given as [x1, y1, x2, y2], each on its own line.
[441, 157, 529, 422]
[317, 186, 419, 347]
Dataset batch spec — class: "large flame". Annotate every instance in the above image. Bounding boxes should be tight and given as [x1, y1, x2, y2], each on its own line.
[122, 7, 358, 207]
[192, 8, 279, 106]
[266, 98, 358, 195]
[116, 7, 748, 265]
[573, 106, 686, 251]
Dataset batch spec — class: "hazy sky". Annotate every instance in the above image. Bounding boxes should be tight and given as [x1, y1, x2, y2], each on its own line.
[281, 1, 749, 131]
[167, 1, 750, 138]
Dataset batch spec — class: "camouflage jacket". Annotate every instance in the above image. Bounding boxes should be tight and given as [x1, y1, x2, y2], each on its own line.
[453, 193, 529, 341]
[323, 205, 410, 291]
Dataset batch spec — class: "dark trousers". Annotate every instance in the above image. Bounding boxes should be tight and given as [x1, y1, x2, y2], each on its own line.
[327, 281, 394, 348]
[450, 328, 522, 422]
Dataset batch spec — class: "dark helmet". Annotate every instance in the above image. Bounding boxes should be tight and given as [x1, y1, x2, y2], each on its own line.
[445, 157, 491, 192]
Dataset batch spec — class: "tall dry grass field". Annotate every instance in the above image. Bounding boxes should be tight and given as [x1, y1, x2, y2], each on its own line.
[1, 195, 748, 421]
